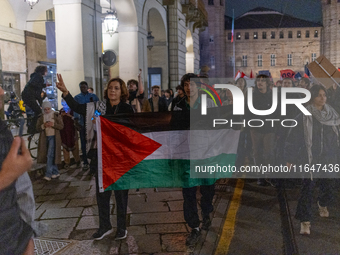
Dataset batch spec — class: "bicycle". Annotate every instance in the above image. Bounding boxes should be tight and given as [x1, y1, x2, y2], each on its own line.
[6, 116, 39, 159]
[27, 132, 39, 159]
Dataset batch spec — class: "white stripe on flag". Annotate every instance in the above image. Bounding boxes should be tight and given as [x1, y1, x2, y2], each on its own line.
[143, 129, 240, 160]
[96, 117, 104, 192]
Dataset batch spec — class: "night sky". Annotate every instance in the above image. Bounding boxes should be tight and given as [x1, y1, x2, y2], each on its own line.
[226, 0, 322, 23]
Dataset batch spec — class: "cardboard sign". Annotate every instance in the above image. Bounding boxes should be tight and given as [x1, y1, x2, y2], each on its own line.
[308, 55, 340, 89]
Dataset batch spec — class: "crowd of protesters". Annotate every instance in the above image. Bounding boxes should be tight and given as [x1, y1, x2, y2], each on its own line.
[2, 63, 340, 253]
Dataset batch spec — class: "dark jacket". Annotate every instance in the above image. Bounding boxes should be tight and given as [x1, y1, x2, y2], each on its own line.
[275, 90, 303, 164]
[63, 93, 134, 117]
[0, 120, 33, 254]
[148, 96, 168, 112]
[171, 95, 188, 112]
[22, 72, 46, 103]
[245, 88, 280, 134]
[285, 113, 340, 166]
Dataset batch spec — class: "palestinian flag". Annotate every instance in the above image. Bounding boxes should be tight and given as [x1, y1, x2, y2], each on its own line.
[96, 107, 240, 192]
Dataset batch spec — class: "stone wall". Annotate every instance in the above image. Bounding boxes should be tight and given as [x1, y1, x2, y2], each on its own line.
[322, 0, 340, 68]
[199, 0, 226, 78]
[25, 31, 56, 80]
[0, 25, 27, 92]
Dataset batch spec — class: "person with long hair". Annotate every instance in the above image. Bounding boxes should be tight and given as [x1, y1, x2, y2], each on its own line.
[285, 84, 339, 235]
[56, 74, 133, 241]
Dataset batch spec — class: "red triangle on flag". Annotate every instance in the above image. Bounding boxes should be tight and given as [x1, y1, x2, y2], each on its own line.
[99, 116, 161, 190]
[250, 70, 254, 79]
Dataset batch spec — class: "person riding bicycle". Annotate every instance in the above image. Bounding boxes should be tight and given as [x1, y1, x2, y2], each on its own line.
[22, 65, 48, 134]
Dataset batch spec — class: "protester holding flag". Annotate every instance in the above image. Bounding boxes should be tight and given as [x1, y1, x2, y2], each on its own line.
[285, 85, 339, 235]
[172, 73, 216, 246]
[56, 74, 134, 241]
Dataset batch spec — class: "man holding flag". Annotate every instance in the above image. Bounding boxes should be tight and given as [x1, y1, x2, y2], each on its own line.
[173, 73, 216, 246]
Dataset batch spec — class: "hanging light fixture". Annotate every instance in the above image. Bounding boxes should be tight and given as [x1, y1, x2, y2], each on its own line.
[104, 11, 119, 36]
[147, 12, 154, 50]
[24, 0, 39, 9]
[104, 0, 118, 36]
[147, 32, 154, 51]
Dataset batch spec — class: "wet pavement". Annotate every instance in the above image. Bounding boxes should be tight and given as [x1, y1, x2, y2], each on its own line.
[31, 165, 233, 254]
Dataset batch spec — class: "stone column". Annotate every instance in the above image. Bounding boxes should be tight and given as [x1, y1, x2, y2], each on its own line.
[54, 0, 102, 99]
[168, 1, 187, 89]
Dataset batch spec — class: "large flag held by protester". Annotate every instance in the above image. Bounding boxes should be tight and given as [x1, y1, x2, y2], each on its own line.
[96, 108, 240, 192]
[280, 69, 296, 79]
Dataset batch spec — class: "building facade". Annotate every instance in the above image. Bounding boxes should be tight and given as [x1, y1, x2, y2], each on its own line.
[0, 0, 208, 104]
[321, 0, 340, 69]
[199, 0, 226, 78]
[225, 7, 323, 79]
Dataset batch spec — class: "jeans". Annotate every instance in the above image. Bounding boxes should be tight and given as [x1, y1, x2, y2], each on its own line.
[79, 127, 88, 165]
[182, 185, 215, 229]
[295, 179, 335, 222]
[46, 136, 59, 178]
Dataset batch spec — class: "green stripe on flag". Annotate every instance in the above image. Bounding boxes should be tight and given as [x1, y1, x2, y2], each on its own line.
[105, 153, 237, 190]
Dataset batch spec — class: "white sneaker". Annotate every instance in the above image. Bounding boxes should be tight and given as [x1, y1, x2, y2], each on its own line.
[51, 174, 60, 179]
[43, 176, 51, 181]
[317, 201, 329, 217]
[300, 221, 311, 235]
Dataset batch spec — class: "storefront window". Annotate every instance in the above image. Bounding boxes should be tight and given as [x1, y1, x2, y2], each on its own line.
[2, 72, 20, 101]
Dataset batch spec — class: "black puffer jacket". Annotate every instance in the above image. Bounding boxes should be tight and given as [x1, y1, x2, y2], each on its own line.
[22, 72, 46, 103]
[0, 120, 33, 254]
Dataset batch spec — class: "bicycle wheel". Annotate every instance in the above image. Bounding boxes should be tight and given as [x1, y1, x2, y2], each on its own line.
[28, 133, 39, 159]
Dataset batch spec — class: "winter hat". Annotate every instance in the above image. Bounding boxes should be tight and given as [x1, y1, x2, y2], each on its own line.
[42, 100, 52, 110]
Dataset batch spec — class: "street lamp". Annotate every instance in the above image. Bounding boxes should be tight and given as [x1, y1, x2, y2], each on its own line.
[104, 11, 119, 36]
[147, 31, 154, 50]
[24, 0, 39, 9]
[147, 11, 154, 50]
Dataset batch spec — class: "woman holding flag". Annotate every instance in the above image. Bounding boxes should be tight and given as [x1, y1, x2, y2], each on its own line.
[56, 74, 134, 241]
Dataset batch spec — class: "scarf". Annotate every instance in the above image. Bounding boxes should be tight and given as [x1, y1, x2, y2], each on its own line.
[303, 104, 340, 178]
[85, 100, 107, 153]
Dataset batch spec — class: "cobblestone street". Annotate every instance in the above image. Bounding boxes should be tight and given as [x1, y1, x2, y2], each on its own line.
[31, 165, 232, 254]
